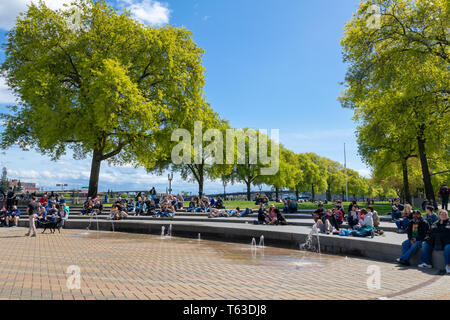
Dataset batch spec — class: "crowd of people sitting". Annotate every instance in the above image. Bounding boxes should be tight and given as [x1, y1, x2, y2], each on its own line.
[312, 200, 382, 238]
[396, 208, 449, 274]
[1, 191, 70, 228]
[187, 195, 225, 213]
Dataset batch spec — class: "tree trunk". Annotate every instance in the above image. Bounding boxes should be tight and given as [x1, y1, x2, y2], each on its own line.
[342, 189, 345, 201]
[311, 184, 315, 202]
[246, 181, 251, 201]
[275, 187, 279, 200]
[417, 133, 435, 201]
[401, 158, 412, 205]
[296, 189, 299, 200]
[88, 149, 103, 198]
[198, 174, 203, 199]
[326, 188, 331, 201]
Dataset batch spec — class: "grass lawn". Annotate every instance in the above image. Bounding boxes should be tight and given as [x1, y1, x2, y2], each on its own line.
[214, 201, 421, 215]
[94, 200, 421, 216]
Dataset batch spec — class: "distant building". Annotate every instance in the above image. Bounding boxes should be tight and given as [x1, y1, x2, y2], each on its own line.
[9, 179, 40, 192]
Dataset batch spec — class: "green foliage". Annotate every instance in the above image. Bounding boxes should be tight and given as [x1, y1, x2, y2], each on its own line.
[0, 0, 207, 196]
[339, 0, 449, 201]
[0, 167, 9, 193]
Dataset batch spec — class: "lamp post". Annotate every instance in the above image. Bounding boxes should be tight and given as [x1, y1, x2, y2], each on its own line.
[222, 179, 227, 199]
[344, 143, 348, 202]
[168, 172, 173, 195]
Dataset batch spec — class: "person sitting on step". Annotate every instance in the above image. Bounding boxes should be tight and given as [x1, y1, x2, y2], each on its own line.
[187, 198, 196, 212]
[6, 205, 20, 227]
[424, 205, 439, 226]
[0, 206, 8, 227]
[350, 208, 374, 238]
[347, 204, 360, 229]
[396, 210, 429, 266]
[368, 205, 383, 235]
[316, 209, 340, 234]
[312, 203, 325, 223]
[288, 198, 298, 213]
[418, 209, 450, 274]
[256, 204, 270, 225]
[395, 204, 413, 233]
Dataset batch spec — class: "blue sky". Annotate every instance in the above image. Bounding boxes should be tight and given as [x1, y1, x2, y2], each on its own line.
[0, 0, 369, 194]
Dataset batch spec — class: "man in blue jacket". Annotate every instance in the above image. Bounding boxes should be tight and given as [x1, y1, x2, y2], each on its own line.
[7, 205, 21, 227]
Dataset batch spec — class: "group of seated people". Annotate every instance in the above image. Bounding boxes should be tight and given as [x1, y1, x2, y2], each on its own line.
[35, 201, 69, 228]
[282, 198, 299, 213]
[81, 197, 104, 216]
[397, 208, 449, 274]
[254, 194, 269, 206]
[0, 205, 21, 227]
[256, 204, 288, 225]
[313, 200, 382, 237]
[107, 194, 183, 219]
[392, 201, 439, 234]
[186, 195, 224, 212]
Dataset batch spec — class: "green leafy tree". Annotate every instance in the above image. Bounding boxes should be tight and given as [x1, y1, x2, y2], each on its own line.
[324, 158, 346, 201]
[234, 130, 279, 201]
[1, 0, 207, 197]
[0, 167, 9, 193]
[340, 0, 449, 201]
[296, 153, 328, 201]
[148, 105, 232, 198]
[263, 146, 298, 200]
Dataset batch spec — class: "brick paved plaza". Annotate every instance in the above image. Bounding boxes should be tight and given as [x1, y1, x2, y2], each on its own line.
[0, 227, 448, 300]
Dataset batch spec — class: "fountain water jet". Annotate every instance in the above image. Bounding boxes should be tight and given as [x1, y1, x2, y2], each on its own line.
[300, 224, 321, 253]
[259, 235, 265, 248]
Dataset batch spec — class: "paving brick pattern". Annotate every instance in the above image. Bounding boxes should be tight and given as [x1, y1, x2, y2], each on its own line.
[0, 227, 448, 300]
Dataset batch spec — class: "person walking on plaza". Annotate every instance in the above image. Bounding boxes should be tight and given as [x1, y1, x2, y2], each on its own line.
[418, 209, 450, 274]
[25, 196, 39, 237]
[439, 184, 449, 211]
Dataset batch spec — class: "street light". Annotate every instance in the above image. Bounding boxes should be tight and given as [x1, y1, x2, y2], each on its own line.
[168, 172, 173, 195]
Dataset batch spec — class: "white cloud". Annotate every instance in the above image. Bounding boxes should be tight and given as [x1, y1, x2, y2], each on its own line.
[357, 169, 372, 178]
[0, 76, 17, 104]
[0, 0, 73, 30]
[121, 0, 170, 26]
[0, 0, 171, 30]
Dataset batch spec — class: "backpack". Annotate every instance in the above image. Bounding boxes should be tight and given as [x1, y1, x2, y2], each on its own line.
[441, 186, 449, 197]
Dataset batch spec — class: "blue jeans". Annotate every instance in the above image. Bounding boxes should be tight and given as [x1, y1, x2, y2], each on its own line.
[392, 211, 402, 220]
[195, 207, 203, 213]
[400, 239, 423, 262]
[187, 207, 195, 212]
[348, 215, 358, 229]
[157, 211, 174, 217]
[238, 208, 251, 217]
[420, 242, 450, 265]
[351, 229, 373, 237]
[395, 218, 410, 230]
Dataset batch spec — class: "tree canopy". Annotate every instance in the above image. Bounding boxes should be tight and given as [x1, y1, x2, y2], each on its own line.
[1, 0, 207, 197]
